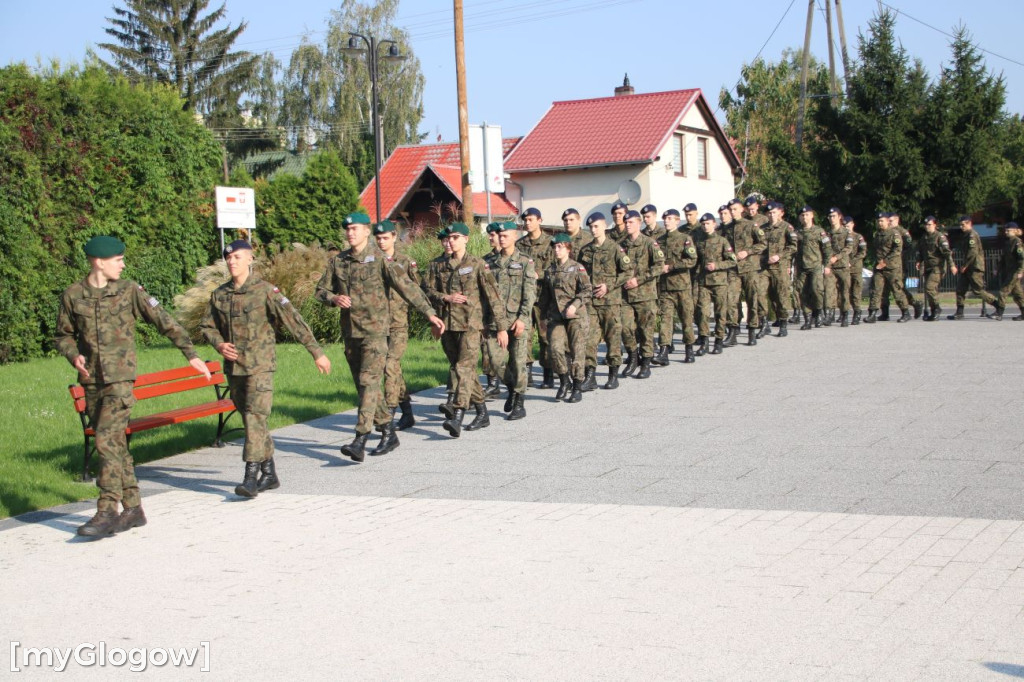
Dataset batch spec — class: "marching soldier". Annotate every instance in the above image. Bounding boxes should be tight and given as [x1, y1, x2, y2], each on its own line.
[989, 221, 1024, 321]
[55, 235, 212, 537]
[654, 209, 699, 363]
[489, 221, 537, 419]
[762, 202, 799, 336]
[620, 210, 665, 378]
[609, 201, 628, 243]
[317, 213, 444, 462]
[949, 215, 999, 319]
[730, 198, 767, 346]
[846, 216, 868, 324]
[562, 207, 594, 254]
[481, 222, 508, 401]
[681, 203, 701, 238]
[722, 202, 742, 346]
[578, 212, 631, 389]
[825, 207, 855, 327]
[641, 204, 666, 242]
[793, 206, 833, 329]
[541, 232, 592, 402]
[744, 196, 772, 336]
[516, 207, 554, 389]
[202, 240, 331, 498]
[865, 212, 913, 323]
[695, 213, 737, 354]
[914, 216, 954, 321]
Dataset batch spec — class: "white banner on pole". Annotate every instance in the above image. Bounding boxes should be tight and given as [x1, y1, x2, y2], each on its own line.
[468, 124, 504, 194]
[215, 186, 256, 230]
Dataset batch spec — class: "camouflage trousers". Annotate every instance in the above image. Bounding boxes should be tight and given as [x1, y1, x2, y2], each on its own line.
[548, 315, 589, 380]
[727, 272, 741, 325]
[765, 267, 791, 321]
[442, 329, 484, 409]
[528, 304, 550, 370]
[659, 288, 695, 345]
[739, 271, 764, 327]
[848, 264, 864, 311]
[697, 284, 730, 339]
[623, 299, 658, 357]
[870, 268, 911, 312]
[85, 381, 140, 513]
[795, 268, 825, 312]
[997, 276, 1024, 312]
[384, 329, 410, 408]
[481, 328, 508, 381]
[757, 271, 771, 319]
[921, 268, 945, 310]
[503, 324, 532, 394]
[956, 269, 998, 307]
[343, 334, 390, 435]
[229, 372, 274, 463]
[620, 297, 637, 350]
[587, 304, 622, 368]
[829, 267, 851, 312]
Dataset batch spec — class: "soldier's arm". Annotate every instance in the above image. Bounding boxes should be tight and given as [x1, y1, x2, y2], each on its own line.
[749, 226, 767, 257]
[677, 238, 698, 271]
[384, 259, 437, 320]
[715, 245, 738, 271]
[637, 242, 664, 286]
[570, 266, 592, 311]
[133, 286, 199, 362]
[198, 293, 226, 349]
[613, 249, 633, 289]
[267, 286, 324, 360]
[517, 259, 538, 324]
[53, 293, 81, 365]
[315, 258, 338, 305]
[783, 229, 799, 259]
[479, 266, 510, 330]
[819, 232, 834, 264]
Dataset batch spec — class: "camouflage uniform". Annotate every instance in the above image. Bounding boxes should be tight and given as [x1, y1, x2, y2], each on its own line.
[695, 231, 737, 339]
[577, 237, 631, 368]
[200, 275, 324, 463]
[995, 233, 1024, 314]
[915, 231, 953, 313]
[515, 231, 554, 371]
[732, 217, 767, 328]
[621, 233, 666, 359]
[827, 224, 855, 314]
[316, 242, 436, 435]
[719, 221, 741, 327]
[848, 231, 868, 314]
[749, 213, 771, 319]
[570, 229, 594, 255]
[381, 250, 419, 409]
[794, 224, 833, 312]
[481, 250, 509, 386]
[659, 229, 699, 345]
[54, 279, 199, 513]
[542, 258, 593, 380]
[869, 228, 911, 313]
[488, 248, 538, 394]
[763, 219, 798, 321]
[955, 228, 998, 307]
[424, 252, 510, 409]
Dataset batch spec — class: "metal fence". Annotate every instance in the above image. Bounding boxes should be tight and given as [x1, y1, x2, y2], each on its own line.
[899, 248, 1003, 294]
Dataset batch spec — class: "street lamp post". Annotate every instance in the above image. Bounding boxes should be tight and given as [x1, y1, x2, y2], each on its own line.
[342, 33, 406, 222]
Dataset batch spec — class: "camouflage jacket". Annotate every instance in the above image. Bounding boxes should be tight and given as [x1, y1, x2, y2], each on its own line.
[483, 248, 537, 330]
[643, 225, 667, 243]
[696, 232, 737, 287]
[661, 229, 699, 291]
[731, 217, 767, 274]
[827, 225, 855, 269]
[873, 228, 904, 272]
[621, 233, 665, 303]
[764, 220, 798, 270]
[750, 213, 769, 229]
[795, 224, 833, 272]
[916, 231, 953, 272]
[200, 275, 323, 376]
[577, 238, 632, 307]
[384, 250, 420, 332]
[541, 258, 592, 323]
[423, 252, 509, 333]
[54, 278, 198, 385]
[957, 229, 986, 273]
[315, 242, 436, 339]
[1000, 235, 1024, 284]
[515, 231, 554, 284]
[849, 231, 868, 267]
[569, 229, 594, 255]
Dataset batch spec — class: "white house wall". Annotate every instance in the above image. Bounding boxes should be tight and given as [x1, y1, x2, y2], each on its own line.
[510, 165, 648, 224]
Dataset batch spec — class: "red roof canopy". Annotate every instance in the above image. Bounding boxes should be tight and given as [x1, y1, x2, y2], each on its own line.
[504, 89, 737, 173]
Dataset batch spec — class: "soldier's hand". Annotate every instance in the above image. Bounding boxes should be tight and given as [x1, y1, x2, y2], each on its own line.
[217, 342, 239, 361]
[315, 355, 332, 375]
[428, 316, 445, 338]
[594, 283, 608, 298]
[829, 255, 838, 264]
[624, 277, 638, 289]
[662, 264, 670, 274]
[510, 319, 525, 337]
[951, 265, 958, 275]
[769, 255, 780, 264]
[706, 263, 716, 272]
[332, 294, 352, 308]
[876, 260, 886, 270]
[565, 304, 577, 319]
[72, 355, 90, 380]
[824, 267, 831, 276]
[189, 357, 213, 381]
[497, 330, 509, 350]
[447, 293, 468, 304]
[737, 250, 748, 261]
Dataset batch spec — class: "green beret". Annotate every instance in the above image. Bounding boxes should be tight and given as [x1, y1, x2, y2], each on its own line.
[448, 222, 470, 237]
[373, 220, 397, 235]
[436, 226, 450, 240]
[83, 235, 126, 258]
[485, 222, 500, 233]
[342, 212, 371, 227]
[551, 232, 572, 245]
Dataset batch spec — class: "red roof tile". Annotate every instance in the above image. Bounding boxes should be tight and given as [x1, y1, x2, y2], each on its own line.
[361, 138, 521, 222]
[504, 89, 707, 172]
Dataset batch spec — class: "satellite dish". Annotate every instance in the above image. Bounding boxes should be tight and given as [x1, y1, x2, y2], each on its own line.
[617, 180, 642, 206]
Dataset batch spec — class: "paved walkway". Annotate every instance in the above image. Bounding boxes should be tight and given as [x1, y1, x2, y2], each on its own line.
[4, 312, 1024, 679]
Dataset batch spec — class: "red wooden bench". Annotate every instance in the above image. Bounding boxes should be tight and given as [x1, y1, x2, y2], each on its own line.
[68, 360, 239, 481]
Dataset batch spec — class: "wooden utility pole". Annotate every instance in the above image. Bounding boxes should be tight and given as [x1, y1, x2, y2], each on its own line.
[454, 0, 474, 222]
[825, 0, 839, 105]
[834, 0, 852, 97]
[795, 0, 815, 150]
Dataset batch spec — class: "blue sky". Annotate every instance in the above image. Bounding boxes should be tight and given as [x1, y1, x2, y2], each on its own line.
[2, 0, 1021, 141]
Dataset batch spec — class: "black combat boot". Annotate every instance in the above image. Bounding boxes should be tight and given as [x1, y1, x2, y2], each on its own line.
[538, 367, 555, 389]
[851, 310, 861, 325]
[930, 305, 942, 321]
[567, 378, 583, 403]
[652, 345, 671, 367]
[636, 357, 652, 379]
[443, 408, 466, 438]
[800, 313, 813, 330]
[710, 337, 724, 354]
[77, 510, 120, 538]
[987, 305, 1005, 321]
[483, 376, 502, 400]
[464, 402, 490, 431]
[581, 366, 597, 391]
[554, 373, 569, 400]
[235, 461, 260, 497]
[621, 348, 640, 377]
[864, 309, 878, 324]
[913, 301, 924, 319]
[683, 344, 695, 363]
[397, 398, 415, 430]
[840, 312, 849, 327]
[756, 318, 771, 339]
[947, 305, 964, 320]
[620, 348, 633, 375]
[694, 336, 709, 356]
[439, 393, 455, 419]
[668, 344, 676, 354]
[603, 365, 620, 389]
[508, 393, 527, 420]
[256, 458, 280, 491]
[821, 310, 831, 327]
[777, 319, 788, 337]
[788, 309, 802, 323]
[503, 390, 516, 413]
[879, 303, 890, 321]
[341, 434, 369, 462]
[1014, 312, 1024, 321]
[897, 308, 912, 323]
[724, 325, 739, 347]
[371, 421, 400, 456]
[747, 327, 757, 346]
[115, 505, 147, 533]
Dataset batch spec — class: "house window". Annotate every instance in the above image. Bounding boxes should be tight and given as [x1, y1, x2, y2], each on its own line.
[672, 133, 685, 177]
[697, 137, 709, 179]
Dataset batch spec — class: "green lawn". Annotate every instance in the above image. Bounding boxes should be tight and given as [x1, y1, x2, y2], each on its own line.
[0, 339, 449, 519]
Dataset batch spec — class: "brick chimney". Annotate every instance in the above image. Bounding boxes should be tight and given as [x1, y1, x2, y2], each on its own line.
[614, 73, 634, 97]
